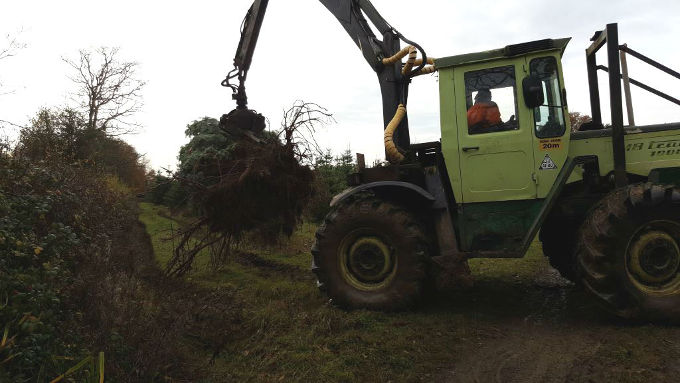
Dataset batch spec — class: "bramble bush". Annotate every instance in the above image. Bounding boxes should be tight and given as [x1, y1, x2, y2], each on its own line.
[0, 151, 127, 380]
[1, 108, 243, 381]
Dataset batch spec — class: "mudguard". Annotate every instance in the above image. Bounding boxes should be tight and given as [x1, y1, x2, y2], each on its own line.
[330, 181, 435, 207]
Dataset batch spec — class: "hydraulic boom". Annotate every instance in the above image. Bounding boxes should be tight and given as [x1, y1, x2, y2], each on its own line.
[221, 0, 435, 155]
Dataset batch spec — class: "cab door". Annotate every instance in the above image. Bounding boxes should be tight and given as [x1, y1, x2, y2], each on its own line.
[455, 59, 537, 203]
[525, 54, 570, 198]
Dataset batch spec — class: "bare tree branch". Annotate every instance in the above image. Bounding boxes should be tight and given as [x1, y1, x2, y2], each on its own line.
[62, 47, 145, 135]
[278, 101, 335, 164]
[0, 32, 24, 61]
[0, 118, 28, 129]
[0, 31, 26, 94]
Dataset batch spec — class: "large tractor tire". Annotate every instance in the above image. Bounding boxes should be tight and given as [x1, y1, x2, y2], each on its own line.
[311, 194, 430, 311]
[540, 215, 580, 281]
[576, 183, 680, 320]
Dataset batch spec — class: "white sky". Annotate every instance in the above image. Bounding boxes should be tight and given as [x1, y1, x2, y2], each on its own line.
[1, 0, 680, 169]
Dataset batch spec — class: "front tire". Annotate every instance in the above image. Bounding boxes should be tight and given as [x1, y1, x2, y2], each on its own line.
[540, 214, 580, 281]
[576, 183, 680, 320]
[311, 194, 430, 311]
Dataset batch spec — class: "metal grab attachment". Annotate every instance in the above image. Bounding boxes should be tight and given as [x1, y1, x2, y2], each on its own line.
[222, 0, 270, 109]
[221, 0, 437, 163]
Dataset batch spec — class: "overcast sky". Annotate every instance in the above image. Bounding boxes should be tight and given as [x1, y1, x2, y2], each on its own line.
[2, 0, 680, 169]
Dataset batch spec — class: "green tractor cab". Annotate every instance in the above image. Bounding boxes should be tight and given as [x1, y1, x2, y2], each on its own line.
[313, 23, 680, 321]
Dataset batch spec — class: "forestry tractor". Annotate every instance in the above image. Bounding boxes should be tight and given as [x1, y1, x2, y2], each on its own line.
[222, 0, 680, 320]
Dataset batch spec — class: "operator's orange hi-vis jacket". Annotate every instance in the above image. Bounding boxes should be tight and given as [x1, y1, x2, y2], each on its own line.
[467, 102, 501, 129]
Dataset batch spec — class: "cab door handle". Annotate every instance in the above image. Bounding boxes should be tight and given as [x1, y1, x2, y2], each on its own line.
[462, 146, 480, 152]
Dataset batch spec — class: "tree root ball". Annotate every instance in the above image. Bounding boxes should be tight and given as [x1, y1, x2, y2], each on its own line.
[202, 140, 314, 241]
[178, 111, 314, 243]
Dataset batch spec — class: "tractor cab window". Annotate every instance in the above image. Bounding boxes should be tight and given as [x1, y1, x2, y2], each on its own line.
[464, 65, 519, 135]
[530, 57, 566, 138]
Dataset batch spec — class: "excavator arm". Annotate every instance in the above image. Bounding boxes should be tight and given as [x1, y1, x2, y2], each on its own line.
[222, 0, 433, 156]
[221, 0, 269, 110]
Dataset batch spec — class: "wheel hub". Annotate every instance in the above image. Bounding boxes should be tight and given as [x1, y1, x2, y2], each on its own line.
[629, 230, 680, 286]
[348, 238, 392, 282]
[339, 234, 396, 291]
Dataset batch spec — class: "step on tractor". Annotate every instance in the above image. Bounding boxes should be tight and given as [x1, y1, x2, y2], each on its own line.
[223, 0, 680, 320]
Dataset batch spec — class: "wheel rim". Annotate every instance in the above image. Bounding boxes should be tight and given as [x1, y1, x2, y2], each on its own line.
[626, 220, 680, 294]
[338, 231, 397, 291]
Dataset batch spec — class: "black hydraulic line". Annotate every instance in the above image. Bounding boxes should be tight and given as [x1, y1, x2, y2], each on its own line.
[619, 45, 680, 80]
[395, 32, 428, 78]
[597, 65, 680, 106]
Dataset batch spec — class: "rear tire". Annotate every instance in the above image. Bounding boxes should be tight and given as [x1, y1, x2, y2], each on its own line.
[576, 183, 680, 321]
[311, 194, 430, 311]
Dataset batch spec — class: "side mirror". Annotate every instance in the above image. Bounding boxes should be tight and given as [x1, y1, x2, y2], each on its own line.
[522, 75, 544, 108]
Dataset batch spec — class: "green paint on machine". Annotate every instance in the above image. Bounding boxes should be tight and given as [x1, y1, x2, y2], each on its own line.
[649, 167, 680, 185]
[457, 200, 543, 252]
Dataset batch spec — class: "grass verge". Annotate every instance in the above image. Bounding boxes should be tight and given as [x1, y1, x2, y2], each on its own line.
[138, 203, 562, 381]
[138, 202, 680, 383]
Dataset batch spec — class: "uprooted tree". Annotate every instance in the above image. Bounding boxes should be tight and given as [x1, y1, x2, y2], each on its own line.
[166, 102, 333, 276]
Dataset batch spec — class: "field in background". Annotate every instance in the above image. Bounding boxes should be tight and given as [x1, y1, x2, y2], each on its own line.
[139, 202, 680, 382]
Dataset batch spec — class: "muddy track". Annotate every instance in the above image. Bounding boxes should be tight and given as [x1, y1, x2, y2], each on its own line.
[234, 251, 313, 281]
[442, 324, 599, 383]
[436, 265, 680, 383]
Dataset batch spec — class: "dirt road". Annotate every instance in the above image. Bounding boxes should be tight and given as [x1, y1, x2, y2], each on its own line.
[438, 263, 680, 383]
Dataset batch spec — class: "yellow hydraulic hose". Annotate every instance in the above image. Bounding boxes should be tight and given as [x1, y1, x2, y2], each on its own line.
[380, 46, 436, 164]
[402, 46, 418, 75]
[413, 65, 436, 76]
[381, 45, 437, 77]
[413, 58, 435, 66]
[381, 46, 412, 65]
[384, 104, 407, 164]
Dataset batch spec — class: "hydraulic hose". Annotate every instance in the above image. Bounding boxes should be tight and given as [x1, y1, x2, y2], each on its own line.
[381, 46, 412, 66]
[402, 46, 418, 75]
[381, 45, 436, 77]
[380, 44, 437, 163]
[384, 104, 407, 164]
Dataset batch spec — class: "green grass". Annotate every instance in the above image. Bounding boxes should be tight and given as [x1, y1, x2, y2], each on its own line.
[138, 202, 214, 271]
[140, 204, 680, 382]
[138, 203, 680, 383]
[138, 202, 565, 382]
[138, 202, 179, 267]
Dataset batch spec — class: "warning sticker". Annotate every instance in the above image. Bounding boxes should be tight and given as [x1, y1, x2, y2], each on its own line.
[539, 154, 557, 170]
[539, 138, 562, 151]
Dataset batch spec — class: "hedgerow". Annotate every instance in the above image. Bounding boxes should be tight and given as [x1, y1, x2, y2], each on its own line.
[0, 152, 128, 380]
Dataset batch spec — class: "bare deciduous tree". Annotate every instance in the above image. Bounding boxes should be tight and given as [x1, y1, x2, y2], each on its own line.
[279, 101, 334, 164]
[63, 47, 145, 135]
